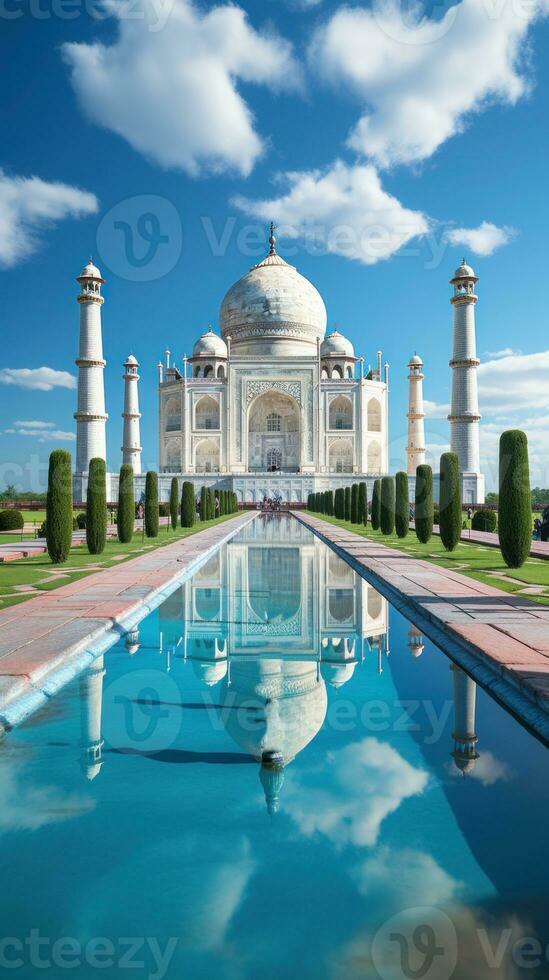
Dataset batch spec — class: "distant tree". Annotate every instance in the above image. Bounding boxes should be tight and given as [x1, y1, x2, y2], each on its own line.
[371, 479, 381, 531]
[0, 483, 17, 501]
[145, 471, 159, 538]
[380, 476, 395, 535]
[530, 487, 549, 507]
[169, 477, 178, 530]
[472, 508, 497, 532]
[499, 430, 531, 568]
[358, 482, 367, 526]
[86, 458, 107, 554]
[415, 464, 433, 544]
[117, 464, 134, 543]
[439, 453, 461, 551]
[485, 491, 499, 506]
[395, 471, 409, 539]
[344, 486, 351, 521]
[45, 450, 73, 564]
[181, 481, 195, 528]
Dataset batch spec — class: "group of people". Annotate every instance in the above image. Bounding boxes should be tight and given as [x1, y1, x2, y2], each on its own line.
[259, 494, 283, 513]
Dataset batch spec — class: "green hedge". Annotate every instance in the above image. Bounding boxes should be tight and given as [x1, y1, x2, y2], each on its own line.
[371, 479, 381, 531]
[439, 452, 461, 551]
[380, 476, 395, 535]
[499, 429, 531, 568]
[117, 464, 134, 544]
[46, 450, 73, 564]
[472, 508, 497, 532]
[145, 471, 159, 538]
[0, 509, 24, 530]
[395, 471, 409, 539]
[169, 477, 179, 530]
[415, 464, 433, 544]
[86, 458, 107, 555]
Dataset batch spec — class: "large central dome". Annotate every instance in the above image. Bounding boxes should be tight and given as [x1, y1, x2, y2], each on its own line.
[219, 237, 327, 356]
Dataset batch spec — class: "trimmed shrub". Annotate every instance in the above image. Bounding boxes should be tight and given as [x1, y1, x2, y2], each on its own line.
[395, 471, 409, 539]
[351, 483, 359, 523]
[200, 485, 208, 521]
[358, 482, 367, 526]
[219, 490, 226, 516]
[334, 487, 344, 519]
[307, 492, 313, 511]
[86, 458, 107, 555]
[46, 450, 73, 564]
[499, 429, 531, 568]
[181, 481, 195, 528]
[415, 464, 434, 544]
[325, 490, 334, 516]
[371, 479, 381, 531]
[433, 503, 440, 526]
[169, 477, 179, 530]
[472, 508, 497, 532]
[158, 502, 170, 518]
[439, 452, 461, 552]
[76, 512, 87, 530]
[209, 487, 216, 519]
[145, 471, 159, 538]
[344, 486, 351, 522]
[380, 476, 395, 535]
[0, 509, 24, 530]
[117, 464, 134, 544]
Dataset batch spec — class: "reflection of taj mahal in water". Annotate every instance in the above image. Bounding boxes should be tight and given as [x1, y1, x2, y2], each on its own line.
[78, 518, 483, 810]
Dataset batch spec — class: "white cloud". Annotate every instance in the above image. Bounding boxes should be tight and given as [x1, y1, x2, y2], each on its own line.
[479, 350, 549, 412]
[63, 0, 298, 178]
[285, 738, 428, 846]
[424, 399, 450, 419]
[4, 421, 75, 442]
[355, 846, 461, 908]
[484, 347, 522, 359]
[234, 160, 428, 264]
[0, 169, 98, 268]
[0, 367, 77, 391]
[13, 420, 55, 429]
[310, 0, 547, 168]
[446, 221, 515, 256]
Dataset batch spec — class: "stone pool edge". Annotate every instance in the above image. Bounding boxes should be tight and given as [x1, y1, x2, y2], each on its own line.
[0, 512, 257, 732]
[293, 511, 549, 746]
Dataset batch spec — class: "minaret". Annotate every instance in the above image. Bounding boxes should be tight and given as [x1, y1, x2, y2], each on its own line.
[406, 354, 425, 476]
[75, 259, 107, 475]
[448, 260, 484, 500]
[121, 354, 142, 474]
[79, 655, 105, 781]
[408, 623, 425, 658]
[450, 663, 479, 775]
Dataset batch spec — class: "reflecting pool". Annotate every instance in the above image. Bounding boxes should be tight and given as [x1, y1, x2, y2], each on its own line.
[1, 515, 549, 980]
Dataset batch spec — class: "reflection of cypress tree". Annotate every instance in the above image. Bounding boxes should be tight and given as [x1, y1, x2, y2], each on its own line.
[371, 479, 381, 530]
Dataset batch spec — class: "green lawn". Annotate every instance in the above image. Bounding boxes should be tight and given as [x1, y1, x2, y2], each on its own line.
[0, 514, 239, 609]
[305, 512, 549, 605]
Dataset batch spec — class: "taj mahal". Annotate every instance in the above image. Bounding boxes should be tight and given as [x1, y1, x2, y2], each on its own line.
[73, 227, 484, 505]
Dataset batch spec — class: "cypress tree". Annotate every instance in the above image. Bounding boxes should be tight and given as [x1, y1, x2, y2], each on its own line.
[326, 490, 334, 516]
[144, 470, 159, 538]
[46, 449, 73, 564]
[415, 464, 433, 544]
[344, 486, 351, 521]
[499, 429, 531, 568]
[181, 481, 195, 528]
[200, 485, 208, 521]
[439, 452, 461, 551]
[351, 483, 359, 523]
[208, 487, 215, 520]
[395, 471, 409, 539]
[358, 482, 367, 526]
[86, 457, 107, 554]
[169, 477, 178, 530]
[371, 479, 381, 531]
[307, 492, 313, 510]
[334, 487, 343, 519]
[117, 464, 134, 544]
[380, 476, 395, 535]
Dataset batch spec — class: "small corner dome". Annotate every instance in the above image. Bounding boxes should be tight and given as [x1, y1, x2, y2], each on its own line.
[320, 329, 355, 358]
[78, 259, 103, 280]
[125, 354, 138, 366]
[192, 327, 227, 359]
[409, 353, 423, 366]
[453, 261, 475, 279]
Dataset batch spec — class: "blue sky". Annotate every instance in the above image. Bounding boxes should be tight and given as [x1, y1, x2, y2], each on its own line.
[2, 0, 549, 491]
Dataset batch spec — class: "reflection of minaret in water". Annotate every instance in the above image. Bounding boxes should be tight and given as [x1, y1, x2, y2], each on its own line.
[451, 663, 479, 774]
[125, 627, 140, 655]
[408, 624, 425, 658]
[260, 750, 285, 816]
[80, 655, 105, 780]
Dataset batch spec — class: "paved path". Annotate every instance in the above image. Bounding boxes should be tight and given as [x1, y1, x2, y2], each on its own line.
[294, 512, 549, 740]
[0, 513, 255, 728]
[0, 518, 173, 560]
[418, 522, 549, 560]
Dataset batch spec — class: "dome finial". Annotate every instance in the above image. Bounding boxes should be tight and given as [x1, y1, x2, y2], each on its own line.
[269, 221, 276, 255]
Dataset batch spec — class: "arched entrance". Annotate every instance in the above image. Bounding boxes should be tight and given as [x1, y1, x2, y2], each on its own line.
[247, 390, 300, 472]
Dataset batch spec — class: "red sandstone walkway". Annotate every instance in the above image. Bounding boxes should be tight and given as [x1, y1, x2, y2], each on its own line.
[0, 513, 255, 725]
[420, 522, 549, 560]
[295, 512, 549, 726]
